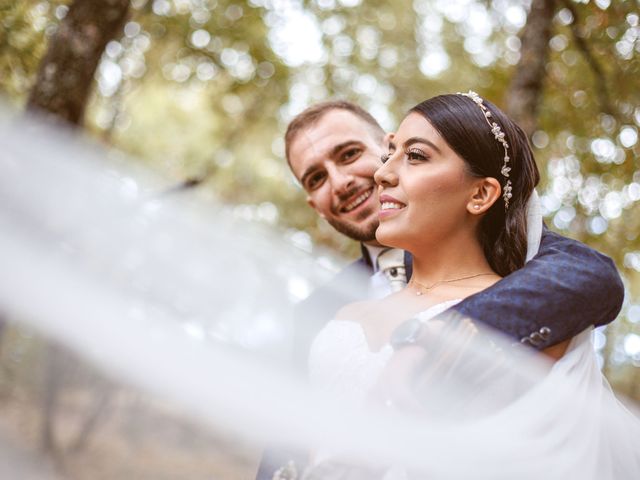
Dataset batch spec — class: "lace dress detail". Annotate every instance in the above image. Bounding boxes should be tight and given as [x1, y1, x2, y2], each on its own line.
[308, 299, 462, 404]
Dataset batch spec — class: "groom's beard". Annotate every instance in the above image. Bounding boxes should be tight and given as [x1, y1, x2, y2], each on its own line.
[327, 214, 379, 243]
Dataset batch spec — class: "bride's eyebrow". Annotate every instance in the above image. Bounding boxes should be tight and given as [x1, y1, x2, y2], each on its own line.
[404, 136, 441, 154]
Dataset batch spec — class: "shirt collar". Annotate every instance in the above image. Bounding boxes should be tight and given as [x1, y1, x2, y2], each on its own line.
[363, 244, 389, 273]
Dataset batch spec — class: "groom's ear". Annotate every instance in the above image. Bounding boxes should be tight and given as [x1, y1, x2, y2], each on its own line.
[383, 132, 394, 149]
[467, 177, 501, 215]
[306, 196, 326, 219]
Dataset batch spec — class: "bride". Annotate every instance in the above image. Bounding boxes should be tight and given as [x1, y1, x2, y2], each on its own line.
[306, 92, 640, 479]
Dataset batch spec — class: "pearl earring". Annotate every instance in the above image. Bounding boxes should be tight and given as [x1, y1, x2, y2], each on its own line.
[473, 205, 481, 210]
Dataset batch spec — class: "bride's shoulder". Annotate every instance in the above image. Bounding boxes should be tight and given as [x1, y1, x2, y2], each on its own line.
[335, 292, 411, 323]
[335, 299, 379, 322]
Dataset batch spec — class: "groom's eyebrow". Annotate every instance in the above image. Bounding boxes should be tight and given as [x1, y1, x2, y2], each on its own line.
[405, 136, 442, 153]
[329, 140, 363, 158]
[299, 140, 364, 185]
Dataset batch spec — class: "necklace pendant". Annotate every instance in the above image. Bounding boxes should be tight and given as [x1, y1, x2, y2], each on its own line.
[416, 291, 423, 296]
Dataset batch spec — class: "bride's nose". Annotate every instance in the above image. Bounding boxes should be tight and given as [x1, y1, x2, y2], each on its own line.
[374, 157, 399, 187]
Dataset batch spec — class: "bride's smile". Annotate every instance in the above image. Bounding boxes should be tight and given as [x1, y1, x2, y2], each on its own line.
[378, 193, 405, 218]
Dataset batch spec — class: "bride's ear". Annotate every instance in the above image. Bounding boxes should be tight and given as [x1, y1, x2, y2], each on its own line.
[467, 177, 502, 215]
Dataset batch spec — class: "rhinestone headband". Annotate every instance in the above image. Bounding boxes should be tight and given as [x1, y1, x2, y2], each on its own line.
[457, 90, 512, 209]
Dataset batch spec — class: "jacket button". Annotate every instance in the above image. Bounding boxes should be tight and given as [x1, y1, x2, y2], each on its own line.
[529, 332, 545, 346]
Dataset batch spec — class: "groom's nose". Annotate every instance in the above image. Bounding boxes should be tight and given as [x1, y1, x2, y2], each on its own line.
[328, 164, 356, 194]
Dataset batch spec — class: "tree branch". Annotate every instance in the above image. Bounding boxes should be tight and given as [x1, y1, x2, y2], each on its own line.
[559, 0, 613, 115]
[27, 0, 131, 126]
[505, 0, 557, 137]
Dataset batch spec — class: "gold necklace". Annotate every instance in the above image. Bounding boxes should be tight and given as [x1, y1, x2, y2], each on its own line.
[410, 272, 496, 296]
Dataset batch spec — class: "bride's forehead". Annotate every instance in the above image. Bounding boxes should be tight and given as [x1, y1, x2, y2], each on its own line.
[392, 113, 443, 144]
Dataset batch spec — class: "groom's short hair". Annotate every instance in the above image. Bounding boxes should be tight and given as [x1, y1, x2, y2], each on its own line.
[284, 100, 385, 165]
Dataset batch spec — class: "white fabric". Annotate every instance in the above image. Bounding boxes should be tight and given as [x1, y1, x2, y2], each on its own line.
[525, 189, 543, 262]
[308, 300, 463, 469]
[309, 300, 461, 404]
[306, 299, 640, 479]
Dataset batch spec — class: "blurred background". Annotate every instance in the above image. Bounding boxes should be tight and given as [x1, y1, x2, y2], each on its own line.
[1, 0, 639, 478]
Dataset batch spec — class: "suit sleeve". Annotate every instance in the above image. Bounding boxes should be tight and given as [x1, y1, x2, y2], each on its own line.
[452, 227, 625, 349]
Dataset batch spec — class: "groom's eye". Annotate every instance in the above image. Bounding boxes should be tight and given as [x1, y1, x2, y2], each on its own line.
[340, 147, 361, 162]
[306, 172, 326, 190]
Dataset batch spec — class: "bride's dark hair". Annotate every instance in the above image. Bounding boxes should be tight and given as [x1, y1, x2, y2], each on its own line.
[410, 94, 540, 276]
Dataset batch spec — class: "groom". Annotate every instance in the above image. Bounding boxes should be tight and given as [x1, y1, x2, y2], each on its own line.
[255, 100, 624, 479]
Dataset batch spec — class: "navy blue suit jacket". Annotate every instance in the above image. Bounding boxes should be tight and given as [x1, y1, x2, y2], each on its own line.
[256, 228, 624, 479]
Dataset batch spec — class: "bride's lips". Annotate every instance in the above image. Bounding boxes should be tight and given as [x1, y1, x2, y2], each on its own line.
[338, 186, 375, 214]
[378, 193, 406, 219]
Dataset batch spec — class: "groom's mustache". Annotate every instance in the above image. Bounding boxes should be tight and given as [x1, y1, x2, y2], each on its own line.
[332, 183, 376, 214]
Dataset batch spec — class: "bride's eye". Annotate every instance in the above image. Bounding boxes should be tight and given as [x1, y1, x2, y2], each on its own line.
[407, 148, 429, 163]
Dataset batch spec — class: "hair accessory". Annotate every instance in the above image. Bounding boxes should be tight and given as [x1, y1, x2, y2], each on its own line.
[457, 90, 512, 209]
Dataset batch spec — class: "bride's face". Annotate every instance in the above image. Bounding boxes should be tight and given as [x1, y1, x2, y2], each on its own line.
[374, 113, 478, 251]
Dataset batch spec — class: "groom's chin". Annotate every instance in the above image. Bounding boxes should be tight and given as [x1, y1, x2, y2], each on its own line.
[328, 217, 379, 243]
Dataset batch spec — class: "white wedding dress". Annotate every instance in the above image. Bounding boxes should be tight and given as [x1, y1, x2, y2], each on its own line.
[307, 299, 640, 479]
[308, 300, 462, 406]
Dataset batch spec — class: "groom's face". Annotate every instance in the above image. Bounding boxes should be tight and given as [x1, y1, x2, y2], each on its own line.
[288, 109, 385, 244]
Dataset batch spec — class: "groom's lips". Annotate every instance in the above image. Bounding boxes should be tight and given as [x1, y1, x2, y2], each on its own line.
[378, 194, 406, 219]
[338, 186, 375, 214]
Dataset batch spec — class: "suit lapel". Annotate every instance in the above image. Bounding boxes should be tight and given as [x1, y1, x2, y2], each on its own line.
[404, 250, 413, 281]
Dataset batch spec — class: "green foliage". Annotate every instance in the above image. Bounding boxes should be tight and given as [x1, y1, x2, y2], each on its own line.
[0, 0, 66, 101]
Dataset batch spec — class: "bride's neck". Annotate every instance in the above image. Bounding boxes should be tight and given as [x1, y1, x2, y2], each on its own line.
[409, 234, 495, 285]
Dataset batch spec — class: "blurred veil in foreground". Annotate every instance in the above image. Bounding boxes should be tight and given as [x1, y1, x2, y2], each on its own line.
[0, 108, 638, 480]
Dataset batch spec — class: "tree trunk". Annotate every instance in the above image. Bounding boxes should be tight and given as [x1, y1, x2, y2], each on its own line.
[559, 0, 612, 115]
[69, 381, 113, 453]
[41, 344, 65, 453]
[0, 313, 6, 351]
[505, 0, 556, 137]
[27, 0, 130, 126]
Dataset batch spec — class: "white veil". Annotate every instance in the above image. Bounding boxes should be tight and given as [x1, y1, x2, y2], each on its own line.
[0, 110, 638, 479]
[525, 189, 542, 261]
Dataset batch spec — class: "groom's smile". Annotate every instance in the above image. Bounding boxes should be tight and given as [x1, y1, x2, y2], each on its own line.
[338, 185, 375, 214]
